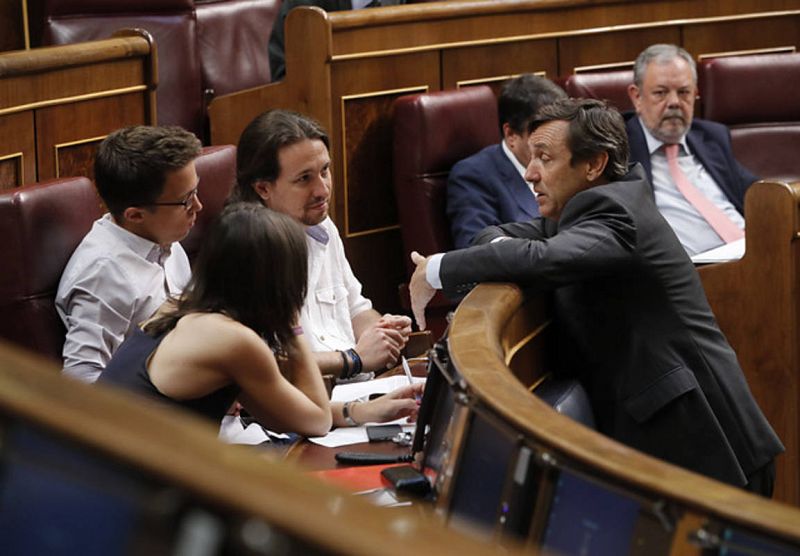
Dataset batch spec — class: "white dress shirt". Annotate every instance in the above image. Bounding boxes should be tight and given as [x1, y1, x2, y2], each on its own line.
[300, 217, 373, 352]
[501, 139, 535, 195]
[56, 214, 191, 383]
[637, 118, 744, 256]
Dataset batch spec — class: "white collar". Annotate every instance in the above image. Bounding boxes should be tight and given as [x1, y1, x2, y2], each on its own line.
[501, 139, 530, 182]
[637, 117, 691, 155]
[99, 213, 172, 264]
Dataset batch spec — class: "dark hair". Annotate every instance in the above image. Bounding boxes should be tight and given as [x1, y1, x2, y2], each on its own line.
[529, 98, 629, 181]
[229, 109, 330, 204]
[633, 44, 697, 88]
[498, 74, 567, 138]
[94, 126, 201, 219]
[145, 203, 308, 352]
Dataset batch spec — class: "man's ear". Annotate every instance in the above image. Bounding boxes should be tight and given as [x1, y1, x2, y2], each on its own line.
[253, 180, 272, 204]
[586, 151, 609, 183]
[122, 206, 146, 224]
[627, 83, 641, 112]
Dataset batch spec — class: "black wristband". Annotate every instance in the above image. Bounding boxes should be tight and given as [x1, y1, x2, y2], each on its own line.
[338, 350, 350, 380]
[345, 348, 362, 376]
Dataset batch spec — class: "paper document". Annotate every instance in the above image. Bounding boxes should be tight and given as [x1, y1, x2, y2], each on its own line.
[691, 237, 745, 264]
[330, 375, 426, 402]
[309, 375, 425, 447]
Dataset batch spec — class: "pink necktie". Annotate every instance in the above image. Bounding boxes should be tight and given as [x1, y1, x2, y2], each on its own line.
[664, 143, 744, 243]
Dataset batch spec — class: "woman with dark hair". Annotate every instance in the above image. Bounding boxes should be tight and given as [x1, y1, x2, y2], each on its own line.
[100, 203, 421, 435]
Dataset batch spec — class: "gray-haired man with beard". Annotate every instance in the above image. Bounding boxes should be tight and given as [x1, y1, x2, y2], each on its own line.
[625, 44, 758, 256]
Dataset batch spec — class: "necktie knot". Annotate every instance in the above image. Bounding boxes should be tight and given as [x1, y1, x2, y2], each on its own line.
[664, 143, 680, 160]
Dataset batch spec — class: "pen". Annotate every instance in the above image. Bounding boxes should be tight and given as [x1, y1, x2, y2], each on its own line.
[401, 356, 422, 402]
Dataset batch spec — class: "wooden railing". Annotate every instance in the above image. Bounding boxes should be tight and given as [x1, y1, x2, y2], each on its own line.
[0, 29, 156, 189]
[442, 280, 800, 552]
[0, 338, 524, 555]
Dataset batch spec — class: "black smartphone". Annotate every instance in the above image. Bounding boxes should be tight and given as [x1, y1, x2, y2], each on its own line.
[380, 465, 431, 496]
[366, 424, 402, 442]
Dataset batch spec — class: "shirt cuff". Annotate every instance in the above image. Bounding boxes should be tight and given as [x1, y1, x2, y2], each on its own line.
[426, 253, 444, 289]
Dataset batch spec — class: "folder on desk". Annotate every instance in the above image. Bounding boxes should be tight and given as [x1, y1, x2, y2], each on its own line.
[309, 463, 405, 492]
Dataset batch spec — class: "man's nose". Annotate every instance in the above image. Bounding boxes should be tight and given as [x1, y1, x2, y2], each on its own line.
[313, 174, 330, 197]
[192, 191, 203, 212]
[525, 162, 540, 183]
[665, 89, 680, 107]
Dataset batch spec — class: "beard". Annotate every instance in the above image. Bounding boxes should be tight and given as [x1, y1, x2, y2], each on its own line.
[651, 109, 689, 143]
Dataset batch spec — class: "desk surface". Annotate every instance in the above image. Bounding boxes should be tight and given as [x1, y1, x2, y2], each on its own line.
[284, 357, 429, 472]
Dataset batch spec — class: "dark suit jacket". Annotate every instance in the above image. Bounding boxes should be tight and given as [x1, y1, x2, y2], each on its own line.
[269, 0, 405, 81]
[440, 164, 783, 486]
[446, 143, 540, 249]
[626, 115, 758, 214]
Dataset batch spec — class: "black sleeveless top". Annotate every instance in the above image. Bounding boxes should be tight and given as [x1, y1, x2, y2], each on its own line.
[99, 327, 240, 423]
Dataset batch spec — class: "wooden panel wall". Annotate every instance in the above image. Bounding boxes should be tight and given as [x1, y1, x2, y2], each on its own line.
[0, 29, 156, 188]
[209, 0, 800, 315]
[697, 181, 800, 507]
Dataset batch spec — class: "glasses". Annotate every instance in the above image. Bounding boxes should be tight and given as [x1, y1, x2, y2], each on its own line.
[142, 187, 199, 212]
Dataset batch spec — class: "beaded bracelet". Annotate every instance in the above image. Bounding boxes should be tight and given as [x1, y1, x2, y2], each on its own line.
[345, 348, 363, 376]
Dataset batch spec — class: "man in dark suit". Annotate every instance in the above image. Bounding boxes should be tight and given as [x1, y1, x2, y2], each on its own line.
[268, 0, 406, 81]
[447, 75, 566, 248]
[626, 44, 758, 256]
[409, 98, 783, 495]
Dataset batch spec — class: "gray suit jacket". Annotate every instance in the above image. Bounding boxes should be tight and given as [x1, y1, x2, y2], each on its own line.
[440, 164, 783, 486]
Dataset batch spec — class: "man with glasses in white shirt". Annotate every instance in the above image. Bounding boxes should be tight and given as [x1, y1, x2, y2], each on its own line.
[56, 125, 203, 383]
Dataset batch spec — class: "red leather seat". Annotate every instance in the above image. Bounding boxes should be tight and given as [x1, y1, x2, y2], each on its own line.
[42, 0, 204, 138]
[392, 85, 498, 336]
[195, 0, 280, 99]
[38, 0, 282, 142]
[181, 144, 237, 262]
[0, 177, 102, 360]
[563, 70, 635, 112]
[699, 52, 800, 183]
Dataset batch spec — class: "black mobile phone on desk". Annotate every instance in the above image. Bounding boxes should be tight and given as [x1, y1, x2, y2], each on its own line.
[380, 465, 431, 497]
[366, 424, 402, 442]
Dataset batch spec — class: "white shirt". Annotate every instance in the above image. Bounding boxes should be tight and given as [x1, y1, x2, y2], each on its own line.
[638, 118, 744, 256]
[501, 139, 535, 195]
[56, 214, 191, 383]
[300, 217, 372, 352]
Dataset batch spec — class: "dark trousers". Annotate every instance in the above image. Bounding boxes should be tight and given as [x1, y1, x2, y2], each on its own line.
[744, 460, 776, 498]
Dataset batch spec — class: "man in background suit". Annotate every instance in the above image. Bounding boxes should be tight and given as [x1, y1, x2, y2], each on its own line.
[626, 43, 758, 256]
[409, 98, 782, 495]
[269, 0, 406, 81]
[447, 74, 566, 248]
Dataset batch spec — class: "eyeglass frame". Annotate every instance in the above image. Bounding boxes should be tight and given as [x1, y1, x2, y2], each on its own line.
[139, 186, 200, 212]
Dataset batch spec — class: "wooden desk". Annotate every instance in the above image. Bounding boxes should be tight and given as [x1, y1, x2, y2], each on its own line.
[286, 356, 429, 471]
